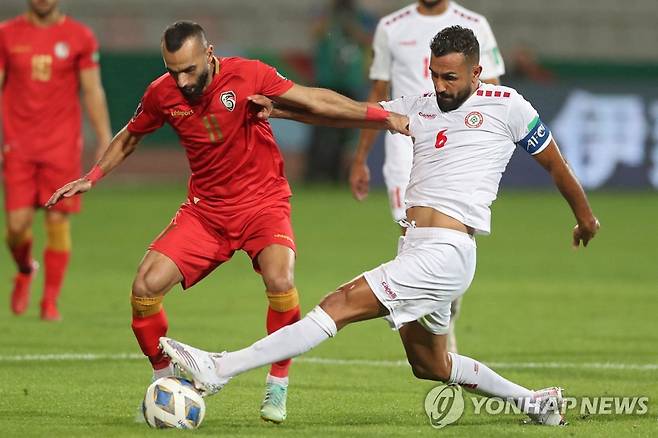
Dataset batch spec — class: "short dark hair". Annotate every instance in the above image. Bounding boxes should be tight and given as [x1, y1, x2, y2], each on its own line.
[162, 21, 208, 52]
[430, 25, 479, 64]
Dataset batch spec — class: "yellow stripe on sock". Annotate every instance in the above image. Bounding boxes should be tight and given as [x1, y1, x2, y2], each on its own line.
[266, 288, 299, 312]
[131, 295, 163, 318]
[45, 220, 71, 251]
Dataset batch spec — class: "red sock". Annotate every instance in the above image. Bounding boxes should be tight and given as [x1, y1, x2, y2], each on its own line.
[132, 309, 170, 370]
[266, 305, 301, 377]
[42, 249, 70, 306]
[10, 239, 33, 274]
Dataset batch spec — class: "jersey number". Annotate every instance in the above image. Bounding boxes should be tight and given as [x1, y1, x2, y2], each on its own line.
[435, 129, 448, 149]
[31, 55, 52, 82]
[201, 114, 224, 143]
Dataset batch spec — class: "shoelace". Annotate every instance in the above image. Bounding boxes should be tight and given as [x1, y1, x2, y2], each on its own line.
[263, 384, 286, 406]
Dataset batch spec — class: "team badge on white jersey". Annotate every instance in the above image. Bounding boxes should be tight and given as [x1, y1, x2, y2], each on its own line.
[465, 111, 483, 128]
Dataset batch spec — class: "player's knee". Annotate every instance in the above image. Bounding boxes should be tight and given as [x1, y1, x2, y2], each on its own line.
[318, 287, 355, 328]
[6, 222, 32, 245]
[132, 269, 167, 298]
[262, 271, 294, 293]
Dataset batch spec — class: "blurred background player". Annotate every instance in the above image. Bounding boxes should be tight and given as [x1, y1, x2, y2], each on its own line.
[46, 21, 408, 423]
[306, 0, 375, 182]
[349, 0, 505, 353]
[0, 0, 112, 321]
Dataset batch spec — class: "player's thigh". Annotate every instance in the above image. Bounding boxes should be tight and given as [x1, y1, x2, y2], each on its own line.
[5, 207, 35, 236]
[363, 230, 476, 335]
[257, 244, 295, 292]
[2, 153, 38, 213]
[319, 276, 389, 330]
[133, 250, 185, 298]
[399, 320, 451, 381]
[39, 156, 82, 213]
[243, 199, 296, 274]
[148, 204, 231, 290]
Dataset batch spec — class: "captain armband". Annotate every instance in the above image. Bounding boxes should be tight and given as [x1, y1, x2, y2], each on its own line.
[516, 116, 552, 155]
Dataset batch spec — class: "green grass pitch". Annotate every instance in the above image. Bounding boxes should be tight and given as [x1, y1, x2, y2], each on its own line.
[1, 184, 657, 437]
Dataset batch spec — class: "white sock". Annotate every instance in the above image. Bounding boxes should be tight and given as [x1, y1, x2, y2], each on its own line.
[266, 374, 289, 387]
[448, 352, 534, 411]
[219, 306, 337, 378]
[152, 363, 175, 380]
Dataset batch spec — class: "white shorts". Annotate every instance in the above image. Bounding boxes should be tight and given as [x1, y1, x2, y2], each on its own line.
[382, 132, 414, 222]
[363, 227, 477, 335]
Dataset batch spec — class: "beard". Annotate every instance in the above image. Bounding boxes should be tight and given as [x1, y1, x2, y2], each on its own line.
[436, 86, 472, 112]
[180, 68, 209, 102]
[30, 1, 58, 18]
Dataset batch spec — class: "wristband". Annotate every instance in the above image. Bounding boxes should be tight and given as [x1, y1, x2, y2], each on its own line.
[85, 165, 105, 186]
[365, 106, 390, 122]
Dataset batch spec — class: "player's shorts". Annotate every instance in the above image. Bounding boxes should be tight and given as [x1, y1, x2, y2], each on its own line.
[149, 197, 295, 289]
[382, 132, 414, 222]
[363, 227, 476, 335]
[2, 151, 81, 213]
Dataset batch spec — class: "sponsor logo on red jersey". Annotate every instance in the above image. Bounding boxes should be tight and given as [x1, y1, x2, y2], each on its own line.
[170, 108, 194, 118]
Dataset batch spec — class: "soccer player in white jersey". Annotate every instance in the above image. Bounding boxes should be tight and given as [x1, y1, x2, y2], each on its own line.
[350, 0, 505, 354]
[159, 26, 600, 426]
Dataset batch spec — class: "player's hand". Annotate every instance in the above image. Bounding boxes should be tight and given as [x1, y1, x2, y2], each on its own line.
[572, 217, 600, 249]
[386, 113, 410, 136]
[349, 159, 370, 201]
[45, 178, 92, 208]
[247, 94, 274, 120]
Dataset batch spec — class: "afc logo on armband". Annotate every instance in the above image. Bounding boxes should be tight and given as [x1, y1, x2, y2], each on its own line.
[220, 91, 236, 111]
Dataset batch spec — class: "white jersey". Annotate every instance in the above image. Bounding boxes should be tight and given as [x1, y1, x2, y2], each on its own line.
[380, 83, 552, 235]
[370, 2, 505, 100]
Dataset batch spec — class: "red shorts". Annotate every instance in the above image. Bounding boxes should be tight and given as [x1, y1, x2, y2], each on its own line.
[149, 198, 296, 289]
[2, 152, 81, 213]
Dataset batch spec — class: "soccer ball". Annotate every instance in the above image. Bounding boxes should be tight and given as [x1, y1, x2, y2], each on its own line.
[142, 377, 205, 429]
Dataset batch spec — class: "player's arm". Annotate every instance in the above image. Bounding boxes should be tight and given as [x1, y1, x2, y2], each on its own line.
[80, 67, 112, 161]
[45, 126, 143, 207]
[532, 140, 600, 248]
[272, 84, 409, 135]
[350, 79, 390, 200]
[249, 94, 405, 131]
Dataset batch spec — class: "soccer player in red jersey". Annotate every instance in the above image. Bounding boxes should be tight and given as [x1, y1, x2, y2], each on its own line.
[0, 0, 112, 321]
[47, 21, 408, 422]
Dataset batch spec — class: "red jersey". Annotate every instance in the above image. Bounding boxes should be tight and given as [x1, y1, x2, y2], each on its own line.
[0, 15, 99, 159]
[127, 57, 294, 211]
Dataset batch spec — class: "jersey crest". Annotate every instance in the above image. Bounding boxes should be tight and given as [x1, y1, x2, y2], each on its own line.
[465, 111, 484, 128]
[220, 91, 236, 112]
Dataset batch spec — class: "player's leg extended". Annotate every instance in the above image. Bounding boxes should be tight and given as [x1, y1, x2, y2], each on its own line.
[6, 207, 37, 315]
[257, 244, 299, 423]
[131, 250, 183, 374]
[40, 210, 72, 321]
[160, 276, 387, 393]
[399, 321, 564, 425]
